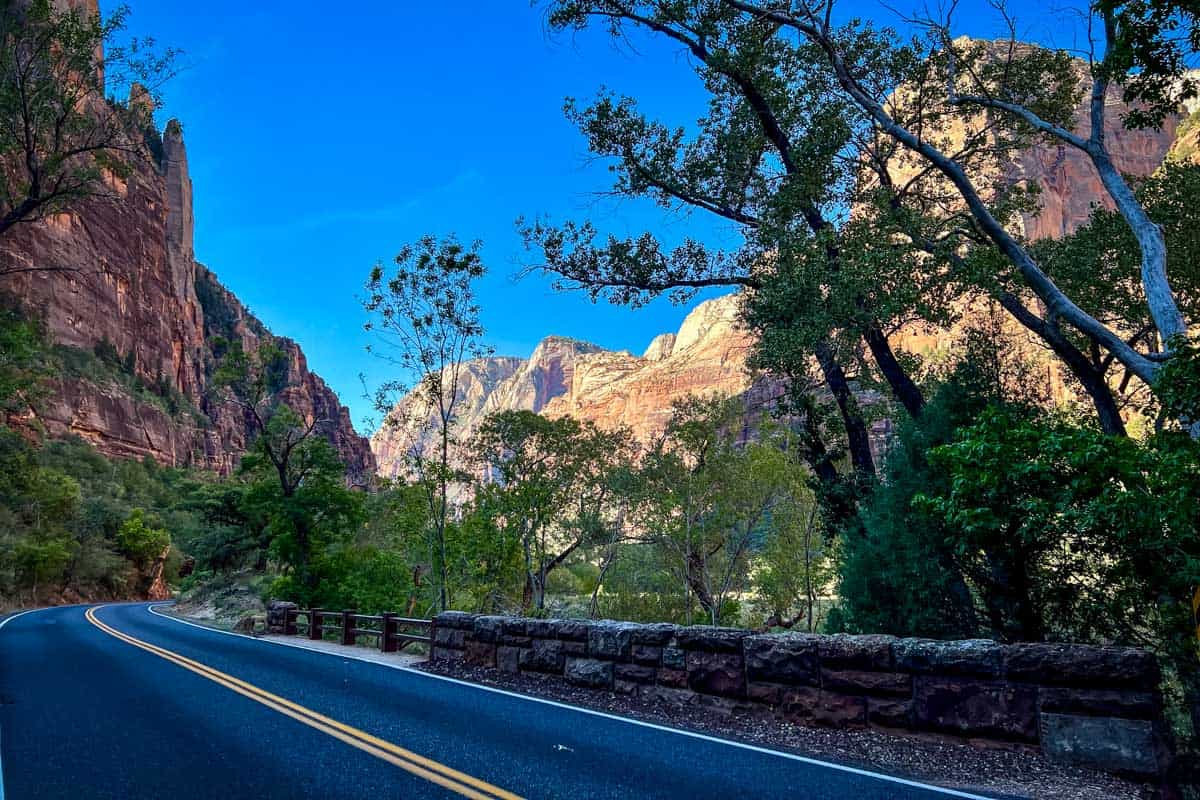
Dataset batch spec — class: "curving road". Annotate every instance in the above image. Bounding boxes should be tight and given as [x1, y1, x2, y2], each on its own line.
[0, 603, 995, 800]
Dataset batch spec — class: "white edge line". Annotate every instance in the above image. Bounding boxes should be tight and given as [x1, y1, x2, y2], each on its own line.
[145, 603, 998, 800]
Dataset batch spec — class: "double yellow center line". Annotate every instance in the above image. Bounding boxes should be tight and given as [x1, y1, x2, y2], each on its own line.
[85, 606, 521, 800]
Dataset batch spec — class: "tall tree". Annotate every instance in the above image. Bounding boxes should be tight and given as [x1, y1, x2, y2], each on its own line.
[718, 0, 1192, 378]
[239, 408, 363, 601]
[211, 340, 354, 595]
[471, 409, 634, 612]
[364, 234, 492, 611]
[530, 0, 1199, 480]
[630, 396, 791, 625]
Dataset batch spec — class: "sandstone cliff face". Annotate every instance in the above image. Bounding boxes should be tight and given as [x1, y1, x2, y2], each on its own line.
[542, 294, 755, 440]
[883, 40, 1181, 242]
[371, 357, 524, 479]
[0, 103, 373, 481]
[1012, 98, 1179, 240]
[371, 295, 757, 477]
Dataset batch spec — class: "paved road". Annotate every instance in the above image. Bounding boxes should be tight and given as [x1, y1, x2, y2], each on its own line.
[0, 603, 994, 800]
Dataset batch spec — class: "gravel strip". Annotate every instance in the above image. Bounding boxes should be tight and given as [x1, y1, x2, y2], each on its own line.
[417, 661, 1153, 800]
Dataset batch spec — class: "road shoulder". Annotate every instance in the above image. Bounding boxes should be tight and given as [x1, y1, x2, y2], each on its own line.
[415, 661, 1147, 800]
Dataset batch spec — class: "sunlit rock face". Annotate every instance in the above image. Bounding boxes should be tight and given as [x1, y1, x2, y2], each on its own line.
[879, 41, 1188, 406]
[1013, 103, 1179, 240]
[882, 39, 1181, 242]
[0, 107, 374, 482]
[370, 295, 759, 477]
[542, 294, 756, 440]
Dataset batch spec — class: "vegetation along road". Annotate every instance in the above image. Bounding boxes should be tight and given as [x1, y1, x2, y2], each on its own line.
[0, 603, 998, 800]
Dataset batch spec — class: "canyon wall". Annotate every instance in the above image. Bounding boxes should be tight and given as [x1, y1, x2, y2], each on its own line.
[371, 295, 764, 478]
[0, 96, 373, 481]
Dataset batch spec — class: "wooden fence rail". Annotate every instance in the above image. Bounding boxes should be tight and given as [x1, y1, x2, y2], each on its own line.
[281, 608, 431, 653]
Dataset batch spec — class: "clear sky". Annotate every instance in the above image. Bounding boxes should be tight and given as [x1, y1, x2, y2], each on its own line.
[121, 0, 1073, 433]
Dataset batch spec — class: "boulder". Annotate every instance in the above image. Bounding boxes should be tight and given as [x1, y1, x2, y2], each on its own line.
[565, 657, 613, 689]
[743, 633, 819, 685]
[686, 651, 746, 697]
[894, 639, 1004, 678]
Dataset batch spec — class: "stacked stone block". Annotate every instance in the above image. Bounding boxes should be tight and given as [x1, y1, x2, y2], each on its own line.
[430, 613, 1169, 779]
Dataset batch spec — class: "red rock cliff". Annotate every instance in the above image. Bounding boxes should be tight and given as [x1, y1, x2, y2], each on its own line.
[0, 104, 374, 482]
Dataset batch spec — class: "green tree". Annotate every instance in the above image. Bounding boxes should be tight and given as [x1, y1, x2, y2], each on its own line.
[363, 234, 492, 611]
[0, 303, 47, 412]
[240, 407, 364, 602]
[629, 396, 794, 626]
[752, 472, 830, 633]
[471, 409, 634, 613]
[116, 507, 169, 569]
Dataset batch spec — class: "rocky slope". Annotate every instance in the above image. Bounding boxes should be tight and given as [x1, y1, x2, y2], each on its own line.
[372, 295, 760, 478]
[0, 94, 373, 481]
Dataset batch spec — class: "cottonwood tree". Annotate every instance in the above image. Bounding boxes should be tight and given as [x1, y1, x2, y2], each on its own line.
[239, 408, 363, 602]
[722, 0, 1193, 376]
[471, 409, 634, 613]
[363, 235, 493, 611]
[753, 468, 829, 632]
[529, 1, 1200, 533]
[629, 396, 792, 625]
[519, 2, 1016, 534]
[0, 0, 176, 257]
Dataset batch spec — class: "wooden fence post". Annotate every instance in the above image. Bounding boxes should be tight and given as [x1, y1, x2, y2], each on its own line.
[309, 609, 323, 641]
[284, 608, 297, 636]
[381, 612, 397, 653]
[341, 609, 357, 646]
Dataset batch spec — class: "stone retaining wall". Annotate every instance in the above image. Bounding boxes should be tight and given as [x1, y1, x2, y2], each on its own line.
[430, 612, 1171, 779]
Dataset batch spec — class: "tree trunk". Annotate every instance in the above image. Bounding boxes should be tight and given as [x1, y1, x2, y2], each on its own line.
[685, 551, 718, 624]
[863, 325, 925, 418]
[997, 292, 1127, 437]
[813, 340, 876, 481]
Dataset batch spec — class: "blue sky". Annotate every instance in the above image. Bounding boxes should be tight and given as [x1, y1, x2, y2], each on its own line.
[122, 1, 1073, 432]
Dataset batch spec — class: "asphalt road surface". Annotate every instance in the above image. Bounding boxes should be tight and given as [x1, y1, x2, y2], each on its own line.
[0, 603, 996, 800]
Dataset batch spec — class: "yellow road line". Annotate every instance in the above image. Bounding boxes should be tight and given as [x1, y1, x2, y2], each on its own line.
[85, 606, 522, 800]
